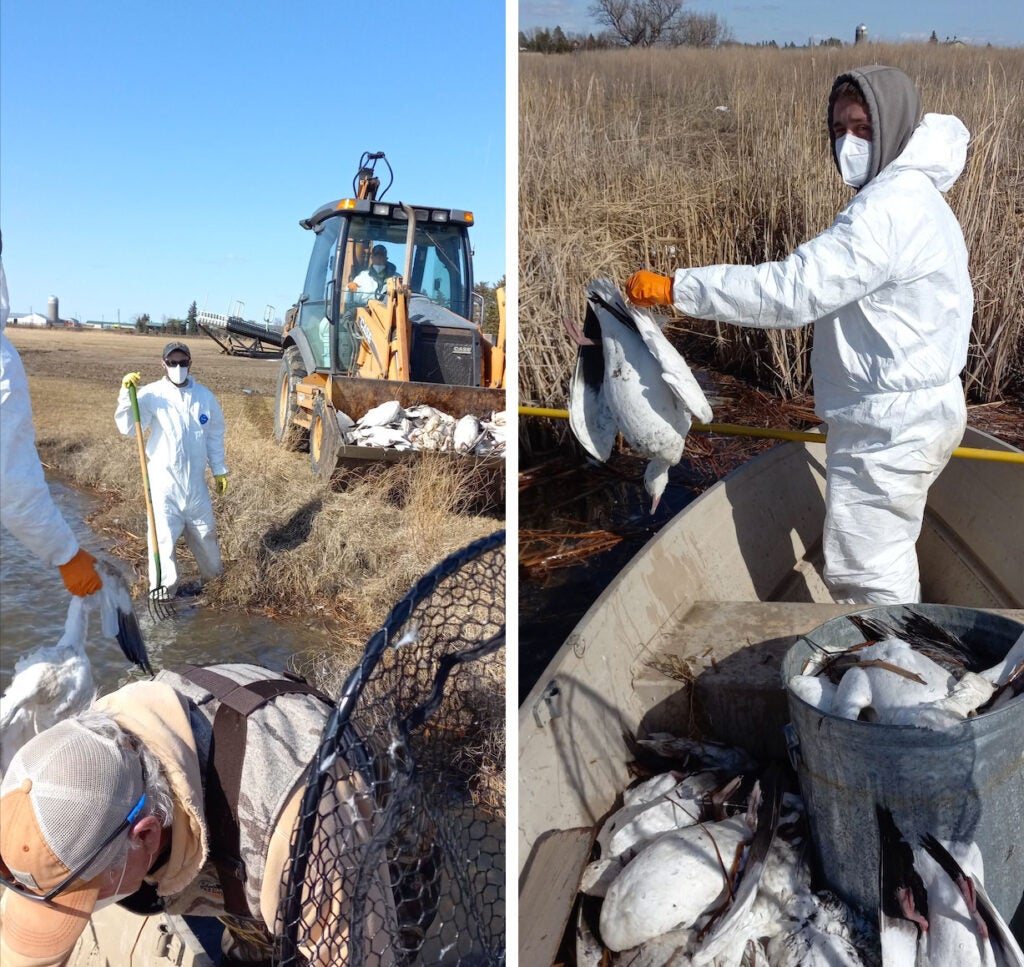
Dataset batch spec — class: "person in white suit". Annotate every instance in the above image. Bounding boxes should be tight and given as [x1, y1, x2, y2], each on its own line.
[627, 66, 972, 605]
[115, 341, 228, 595]
[0, 249, 104, 598]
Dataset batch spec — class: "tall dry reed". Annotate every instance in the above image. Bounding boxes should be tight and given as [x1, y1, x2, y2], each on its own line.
[520, 45, 1024, 410]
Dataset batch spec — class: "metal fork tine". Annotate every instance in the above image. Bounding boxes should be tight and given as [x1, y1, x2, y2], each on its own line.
[147, 588, 176, 621]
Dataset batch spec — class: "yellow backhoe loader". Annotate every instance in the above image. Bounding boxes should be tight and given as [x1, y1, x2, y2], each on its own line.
[274, 152, 506, 478]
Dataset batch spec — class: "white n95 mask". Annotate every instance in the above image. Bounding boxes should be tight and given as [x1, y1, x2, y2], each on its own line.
[94, 890, 134, 912]
[836, 134, 873, 188]
[166, 365, 188, 384]
[93, 855, 131, 911]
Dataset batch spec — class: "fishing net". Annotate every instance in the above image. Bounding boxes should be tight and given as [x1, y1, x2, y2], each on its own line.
[277, 531, 506, 967]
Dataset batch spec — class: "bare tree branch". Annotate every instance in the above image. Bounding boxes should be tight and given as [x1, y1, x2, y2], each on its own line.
[669, 12, 733, 47]
[588, 0, 686, 47]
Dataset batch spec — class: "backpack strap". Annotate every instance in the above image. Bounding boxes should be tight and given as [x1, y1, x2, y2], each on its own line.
[176, 664, 332, 920]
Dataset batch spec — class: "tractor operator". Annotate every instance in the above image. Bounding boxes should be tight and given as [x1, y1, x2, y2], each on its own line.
[626, 66, 973, 606]
[347, 244, 399, 303]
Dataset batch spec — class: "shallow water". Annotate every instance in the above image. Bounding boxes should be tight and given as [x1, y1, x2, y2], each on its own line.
[0, 479, 329, 696]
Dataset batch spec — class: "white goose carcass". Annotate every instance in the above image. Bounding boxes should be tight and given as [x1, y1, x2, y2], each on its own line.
[453, 414, 482, 454]
[0, 563, 150, 773]
[791, 608, 1005, 728]
[877, 806, 1023, 967]
[580, 770, 719, 898]
[357, 400, 405, 428]
[566, 277, 713, 512]
[599, 813, 754, 951]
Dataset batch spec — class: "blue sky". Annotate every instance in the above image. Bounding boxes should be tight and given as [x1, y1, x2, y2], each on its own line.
[519, 0, 1024, 47]
[1, 1, 506, 325]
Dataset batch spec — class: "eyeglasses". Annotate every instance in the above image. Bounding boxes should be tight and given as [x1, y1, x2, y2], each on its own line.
[164, 359, 190, 367]
[0, 794, 146, 905]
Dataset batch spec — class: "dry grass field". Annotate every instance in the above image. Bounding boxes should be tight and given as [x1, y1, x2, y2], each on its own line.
[520, 44, 1024, 412]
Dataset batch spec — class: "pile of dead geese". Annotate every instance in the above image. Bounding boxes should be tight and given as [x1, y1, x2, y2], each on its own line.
[578, 738, 876, 966]
[339, 401, 506, 457]
[575, 612, 1024, 966]
[579, 738, 1022, 965]
[790, 610, 1024, 727]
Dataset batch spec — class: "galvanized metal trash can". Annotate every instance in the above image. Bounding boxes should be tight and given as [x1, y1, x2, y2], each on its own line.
[781, 605, 1024, 937]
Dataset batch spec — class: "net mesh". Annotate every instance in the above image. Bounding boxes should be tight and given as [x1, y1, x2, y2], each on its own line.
[277, 531, 506, 966]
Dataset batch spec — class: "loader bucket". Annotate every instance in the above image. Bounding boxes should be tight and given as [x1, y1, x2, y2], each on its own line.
[329, 376, 504, 424]
[306, 375, 505, 473]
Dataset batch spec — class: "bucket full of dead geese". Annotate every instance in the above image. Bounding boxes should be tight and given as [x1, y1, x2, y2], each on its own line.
[781, 604, 1024, 935]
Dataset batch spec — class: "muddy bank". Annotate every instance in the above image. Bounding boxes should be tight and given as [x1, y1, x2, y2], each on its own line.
[0, 479, 328, 695]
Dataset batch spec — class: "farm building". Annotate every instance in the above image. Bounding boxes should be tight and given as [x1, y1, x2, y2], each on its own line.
[8, 311, 50, 327]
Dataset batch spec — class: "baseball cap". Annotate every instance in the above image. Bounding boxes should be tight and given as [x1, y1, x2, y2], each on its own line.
[371, 244, 387, 256]
[162, 341, 191, 361]
[0, 721, 146, 957]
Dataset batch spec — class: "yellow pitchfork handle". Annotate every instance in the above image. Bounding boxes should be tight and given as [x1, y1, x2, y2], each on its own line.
[517, 406, 1024, 465]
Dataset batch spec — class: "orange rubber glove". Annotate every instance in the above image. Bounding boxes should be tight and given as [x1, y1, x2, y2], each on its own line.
[626, 270, 674, 308]
[346, 281, 359, 291]
[58, 548, 103, 596]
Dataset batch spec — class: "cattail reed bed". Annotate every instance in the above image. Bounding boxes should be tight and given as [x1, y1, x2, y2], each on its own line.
[519, 44, 1024, 425]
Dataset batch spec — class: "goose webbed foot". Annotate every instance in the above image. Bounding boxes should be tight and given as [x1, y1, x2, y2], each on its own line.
[563, 316, 596, 346]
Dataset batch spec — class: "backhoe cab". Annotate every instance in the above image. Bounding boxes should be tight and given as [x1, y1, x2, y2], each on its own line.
[275, 152, 506, 476]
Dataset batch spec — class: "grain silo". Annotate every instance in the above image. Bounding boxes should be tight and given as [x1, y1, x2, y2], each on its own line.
[47, 295, 59, 327]
[855, 23, 868, 44]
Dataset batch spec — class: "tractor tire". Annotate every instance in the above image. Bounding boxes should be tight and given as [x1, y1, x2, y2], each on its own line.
[309, 394, 341, 482]
[274, 345, 308, 451]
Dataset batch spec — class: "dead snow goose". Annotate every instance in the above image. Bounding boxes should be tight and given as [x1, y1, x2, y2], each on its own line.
[453, 414, 482, 453]
[830, 637, 953, 723]
[0, 565, 149, 773]
[566, 277, 713, 512]
[599, 813, 753, 951]
[357, 399, 405, 427]
[877, 807, 1020, 967]
[920, 834, 1024, 967]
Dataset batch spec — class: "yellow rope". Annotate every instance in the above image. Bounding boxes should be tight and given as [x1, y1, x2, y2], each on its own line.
[517, 406, 1024, 464]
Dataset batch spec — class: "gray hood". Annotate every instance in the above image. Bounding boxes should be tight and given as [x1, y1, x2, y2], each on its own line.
[828, 65, 921, 184]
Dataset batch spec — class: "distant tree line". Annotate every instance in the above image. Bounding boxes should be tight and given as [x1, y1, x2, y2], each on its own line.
[521, 0, 958, 52]
[520, 0, 732, 51]
[134, 301, 200, 335]
[474, 277, 506, 337]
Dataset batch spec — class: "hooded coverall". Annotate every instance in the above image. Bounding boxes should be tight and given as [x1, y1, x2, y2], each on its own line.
[0, 259, 81, 570]
[114, 374, 228, 594]
[666, 67, 972, 604]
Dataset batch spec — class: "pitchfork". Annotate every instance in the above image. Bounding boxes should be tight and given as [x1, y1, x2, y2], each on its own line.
[128, 383, 176, 620]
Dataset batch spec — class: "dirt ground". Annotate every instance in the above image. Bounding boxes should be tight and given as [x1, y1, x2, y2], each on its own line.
[6, 327, 282, 396]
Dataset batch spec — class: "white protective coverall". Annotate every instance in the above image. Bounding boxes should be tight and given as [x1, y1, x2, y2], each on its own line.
[348, 262, 397, 305]
[114, 374, 228, 593]
[0, 258, 81, 569]
[669, 79, 972, 603]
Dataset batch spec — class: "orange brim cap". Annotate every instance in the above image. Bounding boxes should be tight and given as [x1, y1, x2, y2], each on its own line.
[1, 881, 98, 958]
